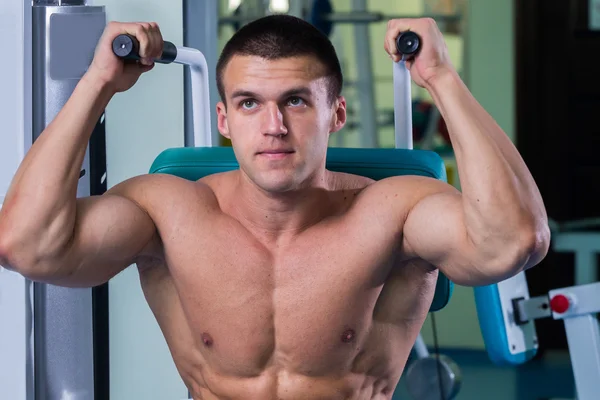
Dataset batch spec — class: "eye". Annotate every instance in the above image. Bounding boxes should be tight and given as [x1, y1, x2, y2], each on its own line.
[240, 99, 257, 110]
[287, 97, 305, 107]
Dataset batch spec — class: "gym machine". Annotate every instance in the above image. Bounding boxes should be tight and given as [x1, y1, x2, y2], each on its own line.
[475, 219, 600, 400]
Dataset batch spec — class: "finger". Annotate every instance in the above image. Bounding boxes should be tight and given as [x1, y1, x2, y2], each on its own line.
[139, 62, 155, 73]
[144, 22, 159, 61]
[142, 23, 156, 65]
[385, 19, 412, 62]
[123, 60, 155, 76]
[149, 22, 164, 60]
[128, 23, 153, 65]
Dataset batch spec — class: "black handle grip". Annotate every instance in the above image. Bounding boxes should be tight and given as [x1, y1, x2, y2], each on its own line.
[395, 31, 421, 58]
[112, 34, 177, 64]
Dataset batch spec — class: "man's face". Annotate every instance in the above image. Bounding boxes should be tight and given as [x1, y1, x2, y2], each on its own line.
[217, 55, 346, 193]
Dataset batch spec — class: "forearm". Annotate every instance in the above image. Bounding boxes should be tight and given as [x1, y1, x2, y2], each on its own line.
[427, 69, 548, 261]
[0, 71, 114, 271]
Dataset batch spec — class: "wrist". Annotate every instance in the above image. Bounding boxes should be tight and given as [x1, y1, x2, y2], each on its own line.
[424, 66, 461, 95]
[81, 68, 117, 99]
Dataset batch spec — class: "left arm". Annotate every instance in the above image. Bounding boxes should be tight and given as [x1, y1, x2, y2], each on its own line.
[385, 19, 550, 286]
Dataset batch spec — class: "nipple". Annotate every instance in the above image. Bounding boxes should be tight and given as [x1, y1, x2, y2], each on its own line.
[341, 329, 355, 343]
[201, 332, 214, 347]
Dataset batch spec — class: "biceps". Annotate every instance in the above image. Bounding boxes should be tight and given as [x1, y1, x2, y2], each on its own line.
[52, 194, 156, 287]
[402, 191, 481, 285]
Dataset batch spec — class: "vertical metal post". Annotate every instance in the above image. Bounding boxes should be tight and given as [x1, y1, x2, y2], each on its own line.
[351, 0, 378, 148]
[183, 0, 219, 147]
[393, 60, 413, 150]
[564, 315, 600, 400]
[31, 3, 106, 399]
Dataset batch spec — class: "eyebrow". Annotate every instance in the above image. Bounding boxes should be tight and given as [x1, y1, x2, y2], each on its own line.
[230, 87, 313, 100]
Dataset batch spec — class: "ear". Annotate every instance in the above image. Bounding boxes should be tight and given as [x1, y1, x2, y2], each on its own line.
[329, 96, 346, 133]
[217, 101, 230, 139]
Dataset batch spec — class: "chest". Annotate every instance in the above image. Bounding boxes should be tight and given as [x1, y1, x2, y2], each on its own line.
[168, 224, 392, 322]
[157, 216, 399, 372]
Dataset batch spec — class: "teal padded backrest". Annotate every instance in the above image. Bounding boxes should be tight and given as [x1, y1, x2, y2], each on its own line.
[149, 146, 454, 312]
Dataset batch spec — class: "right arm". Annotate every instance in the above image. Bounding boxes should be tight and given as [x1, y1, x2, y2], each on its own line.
[0, 22, 164, 287]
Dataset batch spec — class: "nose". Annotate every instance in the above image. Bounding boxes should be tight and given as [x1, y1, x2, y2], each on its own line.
[261, 103, 288, 137]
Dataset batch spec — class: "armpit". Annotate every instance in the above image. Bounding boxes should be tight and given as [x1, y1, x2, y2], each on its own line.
[136, 253, 166, 273]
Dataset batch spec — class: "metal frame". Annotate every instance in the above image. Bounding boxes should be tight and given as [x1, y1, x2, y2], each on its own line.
[514, 283, 600, 400]
[550, 228, 600, 400]
[183, 0, 219, 147]
[32, 7, 106, 400]
[508, 225, 600, 400]
[174, 47, 213, 147]
[549, 282, 600, 400]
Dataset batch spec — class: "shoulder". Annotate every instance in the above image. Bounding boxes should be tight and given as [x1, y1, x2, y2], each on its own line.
[367, 174, 455, 199]
[357, 174, 454, 204]
[106, 172, 220, 216]
[348, 174, 458, 224]
[326, 171, 454, 209]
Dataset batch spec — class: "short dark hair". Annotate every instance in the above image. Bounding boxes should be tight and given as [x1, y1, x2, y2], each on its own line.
[216, 14, 343, 105]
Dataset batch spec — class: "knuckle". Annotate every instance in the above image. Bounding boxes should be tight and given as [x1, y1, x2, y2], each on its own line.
[108, 21, 119, 32]
[135, 28, 149, 52]
[135, 25, 147, 38]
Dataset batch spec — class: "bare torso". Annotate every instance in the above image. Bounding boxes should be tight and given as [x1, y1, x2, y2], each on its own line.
[134, 171, 439, 400]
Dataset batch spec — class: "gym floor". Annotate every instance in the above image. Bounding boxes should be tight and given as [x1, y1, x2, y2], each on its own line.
[393, 348, 575, 400]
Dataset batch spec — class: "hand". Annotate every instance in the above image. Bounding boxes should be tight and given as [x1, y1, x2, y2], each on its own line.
[384, 18, 454, 88]
[87, 21, 164, 93]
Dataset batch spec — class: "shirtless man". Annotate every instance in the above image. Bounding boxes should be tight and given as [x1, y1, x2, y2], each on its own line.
[0, 14, 549, 400]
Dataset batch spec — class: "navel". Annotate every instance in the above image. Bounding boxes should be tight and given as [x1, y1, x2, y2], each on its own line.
[201, 332, 214, 347]
[341, 329, 355, 343]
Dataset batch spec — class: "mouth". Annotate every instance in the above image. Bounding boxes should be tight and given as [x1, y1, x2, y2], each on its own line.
[257, 150, 295, 160]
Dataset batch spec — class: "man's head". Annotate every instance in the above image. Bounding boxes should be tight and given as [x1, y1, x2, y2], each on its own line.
[216, 14, 347, 194]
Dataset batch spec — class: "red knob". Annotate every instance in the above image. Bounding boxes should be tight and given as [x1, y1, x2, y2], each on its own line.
[550, 294, 570, 314]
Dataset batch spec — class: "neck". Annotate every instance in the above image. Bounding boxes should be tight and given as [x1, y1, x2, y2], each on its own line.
[231, 170, 336, 244]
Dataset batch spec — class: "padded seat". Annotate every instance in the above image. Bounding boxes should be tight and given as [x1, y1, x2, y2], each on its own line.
[150, 146, 454, 312]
